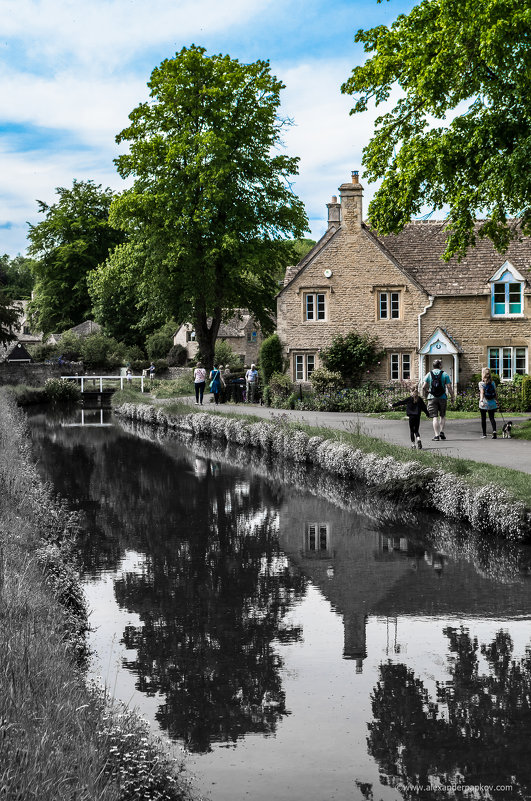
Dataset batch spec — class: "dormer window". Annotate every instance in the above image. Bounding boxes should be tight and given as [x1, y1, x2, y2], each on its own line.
[490, 262, 525, 317]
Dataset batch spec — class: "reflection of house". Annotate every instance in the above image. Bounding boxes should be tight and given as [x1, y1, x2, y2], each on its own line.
[277, 171, 531, 386]
[174, 310, 263, 365]
[278, 493, 531, 672]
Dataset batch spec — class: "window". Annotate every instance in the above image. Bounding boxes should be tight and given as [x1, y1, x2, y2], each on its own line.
[305, 292, 326, 321]
[490, 263, 524, 317]
[390, 353, 411, 381]
[186, 330, 196, 342]
[295, 353, 316, 381]
[488, 347, 527, 380]
[305, 522, 329, 552]
[379, 291, 400, 319]
[247, 331, 257, 343]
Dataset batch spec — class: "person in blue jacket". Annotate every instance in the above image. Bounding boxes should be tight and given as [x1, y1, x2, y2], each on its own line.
[209, 364, 223, 405]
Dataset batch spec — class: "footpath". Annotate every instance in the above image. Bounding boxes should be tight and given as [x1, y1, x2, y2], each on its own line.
[174, 397, 531, 475]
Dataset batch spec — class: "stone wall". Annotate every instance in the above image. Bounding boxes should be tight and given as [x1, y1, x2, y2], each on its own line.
[0, 362, 60, 387]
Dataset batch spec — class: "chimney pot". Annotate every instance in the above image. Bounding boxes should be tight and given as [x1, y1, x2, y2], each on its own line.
[351, 170, 359, 184]
[331, 195, 337, 203]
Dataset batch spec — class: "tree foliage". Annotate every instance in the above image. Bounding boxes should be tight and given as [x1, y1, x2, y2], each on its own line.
[0, 254, 35, 300]
[342, 0, 531, 258]
[87, 242, 155, 347]
[320, 331, 384, 386]
[27, 180, 124, 334]
[0, 288, 21, 346]
[110, 45, 308, 369]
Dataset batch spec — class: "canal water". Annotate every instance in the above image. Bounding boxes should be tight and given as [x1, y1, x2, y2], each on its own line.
[28, 406, 531, 801]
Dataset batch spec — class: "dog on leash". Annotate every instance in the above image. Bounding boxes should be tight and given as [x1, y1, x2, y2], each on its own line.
[502, 421, 513, 439]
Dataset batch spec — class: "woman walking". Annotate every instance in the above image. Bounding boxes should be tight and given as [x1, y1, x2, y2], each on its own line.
[479, 367, 498, 439]
[194, 362, 207, 405]
[209, 364, 223, 405]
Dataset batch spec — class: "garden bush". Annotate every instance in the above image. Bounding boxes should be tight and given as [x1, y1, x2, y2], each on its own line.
[167, 343, 188, 366]
[44, 378, 81, 403]
[259, 333, 283, 384]
[309, 367, 342, 395]
[522, 376, 531, 411]
[320, 330, 385, 386]
[145, 320, 177, 360]
[268, 372, 294, 407]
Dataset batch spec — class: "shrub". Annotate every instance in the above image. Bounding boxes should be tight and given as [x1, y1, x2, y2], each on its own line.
[44, 378, 81, 403]
[259, 333, 284, 384]
[29, 343, 56, 362]
[167, 344, 188, 366]
[320, 330, 385, 386]
[268, 372, 293, 407]
[522, 376, 531, 411]
[145, 320, 177, 359]
[310, 367, 342, 395]
[215, 339, 241, 370]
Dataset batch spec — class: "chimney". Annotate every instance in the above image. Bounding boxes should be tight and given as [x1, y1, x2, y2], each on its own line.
[326, 195, 341, 229]
[338, 170, 363, 231]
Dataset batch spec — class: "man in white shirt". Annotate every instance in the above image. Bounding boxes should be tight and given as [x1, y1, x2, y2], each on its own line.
[245, 363, 258, 403]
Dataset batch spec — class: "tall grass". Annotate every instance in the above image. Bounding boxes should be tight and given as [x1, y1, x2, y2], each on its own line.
[0, 389, 196, 801]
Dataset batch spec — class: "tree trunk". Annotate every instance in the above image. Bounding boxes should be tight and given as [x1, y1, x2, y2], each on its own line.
[194, 306, 222, 371]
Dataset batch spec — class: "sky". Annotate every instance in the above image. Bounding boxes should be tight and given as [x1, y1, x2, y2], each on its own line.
[0, 0, 417, 256]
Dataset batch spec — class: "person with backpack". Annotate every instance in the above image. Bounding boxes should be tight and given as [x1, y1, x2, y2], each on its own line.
[422, 358, 453, 442]
[478, 367, 498, 439]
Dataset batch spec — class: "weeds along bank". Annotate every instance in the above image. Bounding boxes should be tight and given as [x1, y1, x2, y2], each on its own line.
[0, 390, 195, 801]
[115, 402, 531, 543]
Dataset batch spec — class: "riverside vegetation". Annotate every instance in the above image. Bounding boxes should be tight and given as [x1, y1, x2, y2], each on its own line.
[0, 389, 196, 801]
[114, 395, 531, 543]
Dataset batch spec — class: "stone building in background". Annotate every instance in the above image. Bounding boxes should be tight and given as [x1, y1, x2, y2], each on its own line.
[276, 172, 531, 387]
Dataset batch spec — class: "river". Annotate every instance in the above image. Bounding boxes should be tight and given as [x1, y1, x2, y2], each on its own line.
[28, 405, 531, 801]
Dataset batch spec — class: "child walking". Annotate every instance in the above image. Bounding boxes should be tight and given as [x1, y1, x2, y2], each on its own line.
[390, 386, 429, 449]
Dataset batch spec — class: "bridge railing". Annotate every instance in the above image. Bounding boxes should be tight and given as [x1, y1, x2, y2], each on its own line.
[61, 374, 147, 393]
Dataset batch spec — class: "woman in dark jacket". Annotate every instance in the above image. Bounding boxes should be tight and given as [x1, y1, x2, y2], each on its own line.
[391, 386, 430, 449]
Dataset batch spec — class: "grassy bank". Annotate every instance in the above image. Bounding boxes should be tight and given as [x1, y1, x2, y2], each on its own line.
[0, 389, 196, 801]
[113, 390, 531, 509]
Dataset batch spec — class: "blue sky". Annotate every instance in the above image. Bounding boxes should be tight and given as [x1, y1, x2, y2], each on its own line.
[0, 0, 416, 256]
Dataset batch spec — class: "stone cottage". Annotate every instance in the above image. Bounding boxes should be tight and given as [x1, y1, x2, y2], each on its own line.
[174, 310, 263, 365]
[277, 172, 531, 387]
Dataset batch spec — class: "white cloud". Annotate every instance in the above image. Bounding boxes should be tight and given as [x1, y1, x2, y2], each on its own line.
[1, 0, 273, 68]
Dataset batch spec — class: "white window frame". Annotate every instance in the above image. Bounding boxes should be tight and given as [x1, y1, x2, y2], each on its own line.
[488, 346, 528, 380]
[390, 352, 411, 381]
[304, 292, 326, 321]
[489, 262, 525, 318]
[379, 291, 400, 320]
[294, 353, 316, 381]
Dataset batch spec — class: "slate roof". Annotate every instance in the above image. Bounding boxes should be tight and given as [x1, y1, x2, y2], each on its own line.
[375, 220, 531, 296]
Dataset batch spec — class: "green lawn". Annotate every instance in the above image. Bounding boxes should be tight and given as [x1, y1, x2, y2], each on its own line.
[367, 410, 529, 420]
[511, 419, 531, 440]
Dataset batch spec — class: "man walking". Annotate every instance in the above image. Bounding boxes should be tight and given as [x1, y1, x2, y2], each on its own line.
[245, 363, 258, 403]
[422, 359, 454, 441]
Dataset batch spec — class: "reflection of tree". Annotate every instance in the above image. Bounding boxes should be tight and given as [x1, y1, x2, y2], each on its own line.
[115, 471, 306, 753]
[368, 628, 531, 799]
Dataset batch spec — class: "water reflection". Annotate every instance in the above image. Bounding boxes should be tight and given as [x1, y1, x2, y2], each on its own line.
[367, 627, 531, 799]
[26, 407, 531, 798]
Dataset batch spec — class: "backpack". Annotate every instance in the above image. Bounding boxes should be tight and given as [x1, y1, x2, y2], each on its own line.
[484, 381, 496, 400]
[430, 370, 446, 397]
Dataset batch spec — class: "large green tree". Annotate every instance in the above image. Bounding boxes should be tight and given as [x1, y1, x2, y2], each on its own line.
[110, 45, 308, 368]
[342, 0, 531, 258]
[27, 180, 124, 335]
